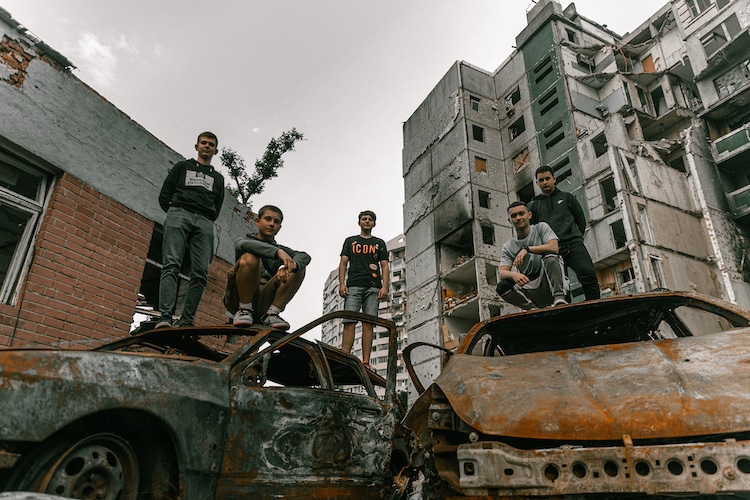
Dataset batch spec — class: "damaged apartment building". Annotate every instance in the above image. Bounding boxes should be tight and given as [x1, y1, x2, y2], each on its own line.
[402, 0, 750, 383]
[0, 8, 251, 348]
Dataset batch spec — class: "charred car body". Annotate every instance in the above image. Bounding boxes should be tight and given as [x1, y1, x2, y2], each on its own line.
[403, 292, 750, 498]
[0, 312, 409, 499]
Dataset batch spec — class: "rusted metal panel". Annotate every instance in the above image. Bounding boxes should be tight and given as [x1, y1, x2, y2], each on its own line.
[438, 329, 750, 440]
[458, 439, 750, 496]
[217, 387, 395, 498]
[403, 291, 750, 497]
[0, 311, 405, 499]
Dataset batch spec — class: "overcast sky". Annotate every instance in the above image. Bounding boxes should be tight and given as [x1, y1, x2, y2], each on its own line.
[2, 0, 659, 337]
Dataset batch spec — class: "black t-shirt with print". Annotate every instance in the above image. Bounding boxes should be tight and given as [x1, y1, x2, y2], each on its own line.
[340, 235, 388, 288]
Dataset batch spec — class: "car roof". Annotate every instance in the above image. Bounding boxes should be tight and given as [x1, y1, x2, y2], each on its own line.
[458, 291, 750, 356]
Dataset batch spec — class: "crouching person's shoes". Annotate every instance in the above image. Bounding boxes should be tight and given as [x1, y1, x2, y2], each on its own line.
[261, 312, 290, 331]
[233, 309, 254, 326]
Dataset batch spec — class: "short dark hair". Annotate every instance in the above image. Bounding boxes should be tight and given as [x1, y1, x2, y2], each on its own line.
[358, 210, 376, 221]
[535, 165, 554, 178]
[197, 131, 218, 147]
[507, 200, 529, 213]
[257, 204, 283, 222]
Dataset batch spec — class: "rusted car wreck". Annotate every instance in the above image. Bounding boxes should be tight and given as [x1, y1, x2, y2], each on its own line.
[404, 291, 750, 499]
[0, 312, 410, 499]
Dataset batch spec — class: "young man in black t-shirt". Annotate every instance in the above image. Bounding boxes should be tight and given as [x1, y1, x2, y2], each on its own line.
[338, 210, 389, 370]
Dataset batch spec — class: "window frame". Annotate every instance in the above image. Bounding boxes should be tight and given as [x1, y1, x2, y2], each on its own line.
[0, 150, 54, 304]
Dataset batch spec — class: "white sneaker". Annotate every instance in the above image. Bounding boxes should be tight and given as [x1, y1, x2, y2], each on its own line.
[233, 308, 254, 326]
[552, 298, 568, 307]
[261, 312, 290, 330]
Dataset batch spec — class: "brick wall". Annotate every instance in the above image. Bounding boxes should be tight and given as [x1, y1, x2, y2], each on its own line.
[0, 173, 232, 348]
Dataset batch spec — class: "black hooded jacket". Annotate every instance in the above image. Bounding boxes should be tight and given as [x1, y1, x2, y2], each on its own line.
[529, 187, 587, 244]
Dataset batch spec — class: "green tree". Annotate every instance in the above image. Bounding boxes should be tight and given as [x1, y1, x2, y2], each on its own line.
[220, 128, 304, 206]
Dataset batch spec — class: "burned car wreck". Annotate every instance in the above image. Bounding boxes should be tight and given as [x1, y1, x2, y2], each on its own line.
[403, 291, 750, 498]
[0, 311, 410, 499]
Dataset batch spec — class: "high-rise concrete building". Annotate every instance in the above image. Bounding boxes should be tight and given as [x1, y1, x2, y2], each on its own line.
[402, 0, 750, 386]
[321, 235, 410, 396]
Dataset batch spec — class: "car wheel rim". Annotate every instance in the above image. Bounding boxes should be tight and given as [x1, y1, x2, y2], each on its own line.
[39, 433, 139, 500]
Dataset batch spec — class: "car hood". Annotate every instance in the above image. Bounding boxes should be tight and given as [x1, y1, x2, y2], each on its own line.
[436, 328, 750, 441]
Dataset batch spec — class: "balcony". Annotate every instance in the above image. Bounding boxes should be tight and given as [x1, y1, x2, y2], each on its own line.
[713, 123, 750, 163]
[728, 184, 750, 223]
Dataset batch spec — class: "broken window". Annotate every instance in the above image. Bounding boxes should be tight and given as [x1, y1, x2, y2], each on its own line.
[637, 86, 651, 114]
[701, 29, 727, 57]
[610, 219, 627, 249]
[651, 86, 667, 116]
[516, 182, 535, 204]
[566, 29, 578, 43]
[478, 190, 490, 209]
[576, 53, 595, 72]
[505, 86, 521, 114]
[472, 125, 485, 142]
[475, 156, 488, 173]
[509, 117, 526, 141]
[701, 24, 728, 58]
[0, 151, 51, 304]
[686, 0, 712, 18]
[638, 204, 655, 244]
[618, 266, 636, 292]
[649, 255, 666, 289]
[481, 224, 495, 245]
[470, 95, 480, 112]
[600, 177, 617, 213]
[592, 133, 608, 158]
[714, 56, 750, 99]
[666, 153, 687, 173]
[485, 263, 498, 286]
[513, 148, 530, 173]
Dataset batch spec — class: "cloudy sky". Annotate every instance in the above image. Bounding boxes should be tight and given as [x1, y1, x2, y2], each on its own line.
[3, 0, 658, 336]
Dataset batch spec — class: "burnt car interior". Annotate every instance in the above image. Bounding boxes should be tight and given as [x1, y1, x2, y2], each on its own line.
[469, 296, 750, 357]
[99, 327, 386, 399]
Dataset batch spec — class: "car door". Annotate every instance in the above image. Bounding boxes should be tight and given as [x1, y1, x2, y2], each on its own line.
[216, 337, 394, 499]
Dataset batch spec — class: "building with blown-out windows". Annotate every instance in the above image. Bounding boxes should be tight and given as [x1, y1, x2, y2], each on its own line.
[402, 0, 750, 389]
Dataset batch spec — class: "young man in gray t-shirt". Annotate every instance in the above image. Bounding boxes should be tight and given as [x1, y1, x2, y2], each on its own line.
[497, 201, 568, 309]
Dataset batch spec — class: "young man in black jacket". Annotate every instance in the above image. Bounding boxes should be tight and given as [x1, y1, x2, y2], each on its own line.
[224, 205, 310, 330]
[156, 132, 225, 327]
[529, 165, 600, 301]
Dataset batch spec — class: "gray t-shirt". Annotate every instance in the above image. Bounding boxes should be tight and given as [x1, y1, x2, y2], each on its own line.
[500, 222, 558, 277]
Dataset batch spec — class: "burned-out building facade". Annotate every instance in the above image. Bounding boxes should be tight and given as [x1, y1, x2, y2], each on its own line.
[402, 0, 750, 385]
[0, 8, 251, 348]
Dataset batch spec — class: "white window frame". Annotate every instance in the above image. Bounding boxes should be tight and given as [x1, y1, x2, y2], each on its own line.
[0, 151, 53, 304]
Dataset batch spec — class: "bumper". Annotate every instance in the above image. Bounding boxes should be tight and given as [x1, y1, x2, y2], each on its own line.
[457, 437, 750, 496]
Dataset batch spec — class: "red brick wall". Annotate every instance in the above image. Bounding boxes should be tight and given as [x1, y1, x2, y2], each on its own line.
[0, 174, 232, 348]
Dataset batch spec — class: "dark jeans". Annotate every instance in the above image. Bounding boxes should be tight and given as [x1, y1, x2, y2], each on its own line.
[559, 239, 600, 300]
[159, 207, 215, 324]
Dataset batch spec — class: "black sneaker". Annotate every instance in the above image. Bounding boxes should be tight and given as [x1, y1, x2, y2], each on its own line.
[155, 314, 173, 329]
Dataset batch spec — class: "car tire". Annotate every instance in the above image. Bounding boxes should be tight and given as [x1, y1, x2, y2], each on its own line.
[8, 419, 178, 500]
[10, 432, 140, 499]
